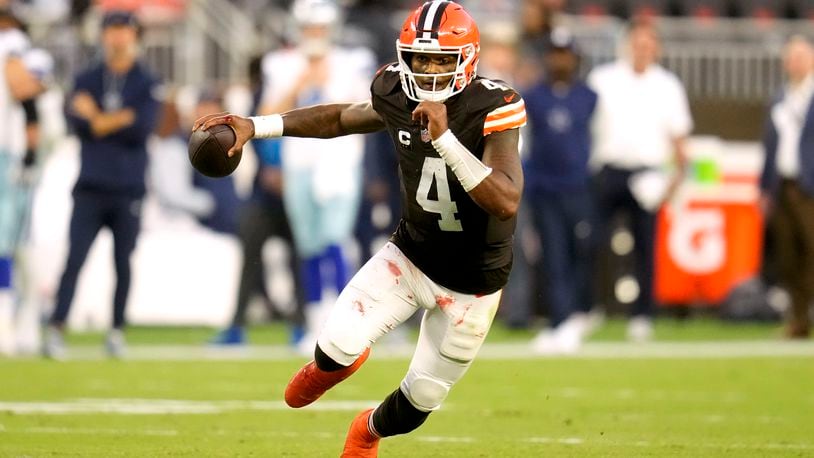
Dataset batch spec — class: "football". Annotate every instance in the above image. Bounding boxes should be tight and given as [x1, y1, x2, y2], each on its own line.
[188, 124, 241, 178]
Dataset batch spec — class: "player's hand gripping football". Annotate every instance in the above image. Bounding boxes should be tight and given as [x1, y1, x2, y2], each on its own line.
[192, 112, 255, 157]
[412, 101, 448, 140]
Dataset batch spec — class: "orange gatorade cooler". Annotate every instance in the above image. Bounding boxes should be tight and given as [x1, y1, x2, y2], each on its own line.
[654, 143, 764, 307]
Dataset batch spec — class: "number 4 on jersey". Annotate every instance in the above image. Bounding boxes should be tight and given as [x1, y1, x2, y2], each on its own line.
[416, 157, 463, 232]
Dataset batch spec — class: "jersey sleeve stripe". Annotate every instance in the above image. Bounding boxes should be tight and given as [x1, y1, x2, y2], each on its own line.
[485, 105, 526, 123]
[485, 100, 525, 117]
[483, 113, 526, 135]
[484, 110, 526, 129]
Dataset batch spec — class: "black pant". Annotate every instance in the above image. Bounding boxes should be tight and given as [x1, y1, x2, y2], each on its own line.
[528, 188, 596, 327]
[51, 190, 142, 329]
[595, 166, 656, 318]
[231, 199, 304, 328]
[768, 179, 814, 334]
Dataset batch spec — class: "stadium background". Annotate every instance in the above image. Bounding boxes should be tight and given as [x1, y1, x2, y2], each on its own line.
[9, 0, 811, 330]
[1, 1, 814, 456]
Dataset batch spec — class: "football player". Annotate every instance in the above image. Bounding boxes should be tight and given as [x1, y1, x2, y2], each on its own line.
[0, 10, 49, 355]
[194, 2, 525, 456]
[256, 0, 375, 353]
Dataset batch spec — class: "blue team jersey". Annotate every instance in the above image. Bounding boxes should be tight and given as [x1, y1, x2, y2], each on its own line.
[522, 81, 597, 192]
[66, 60, 160, 197]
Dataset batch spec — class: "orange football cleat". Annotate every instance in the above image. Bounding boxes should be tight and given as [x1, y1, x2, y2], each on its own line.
[284, 347, 371, 408]
[341, 408, 380, 457]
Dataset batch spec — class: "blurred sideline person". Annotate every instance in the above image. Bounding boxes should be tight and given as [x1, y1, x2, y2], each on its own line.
[194, 2, 525, 455]
[257, 0, 374, 353]
[149, 92, 217, 222]
[588, 20, 692, 342]
[516, 0, 565, 89]
[524, 29, 598, 354]
[760, 36, 814, 339]
[44, 11, 161, 359]
[211, 57, 305, 346]
[354, 131, 400, 265]
[0, 11, 48, 355]
[476, 21, 535, 329]
[150, 89, 241, 234]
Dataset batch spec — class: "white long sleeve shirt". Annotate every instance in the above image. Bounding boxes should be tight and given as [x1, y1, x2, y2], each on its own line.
[773, 74, 814, 179]
[588, 60, 693, 170]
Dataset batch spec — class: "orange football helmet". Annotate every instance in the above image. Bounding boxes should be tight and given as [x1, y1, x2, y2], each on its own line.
[396, 1, 480, 102]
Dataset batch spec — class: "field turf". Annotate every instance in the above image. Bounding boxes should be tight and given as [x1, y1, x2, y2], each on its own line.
[1, 320, 812, 457]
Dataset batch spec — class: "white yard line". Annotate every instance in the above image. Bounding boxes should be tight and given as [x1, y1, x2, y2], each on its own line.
[0, 398, 379, 415]
[478, 341, 814, 359]
[20, 426, 178, 436]
[417, 436, 476, 443]
[525, 437, 585, 445]
[522, 437, 813, 451]
[8, 340, 813, 361]
[3, 421, 812, 452]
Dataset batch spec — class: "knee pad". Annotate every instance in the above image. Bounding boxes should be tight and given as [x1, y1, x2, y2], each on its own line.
[402, 376, 449, 412]
[439, 307, 493, 363]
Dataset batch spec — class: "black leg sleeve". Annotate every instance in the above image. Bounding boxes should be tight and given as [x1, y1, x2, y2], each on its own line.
[314, 344, 345, 372]
[371, 387, 430, 437]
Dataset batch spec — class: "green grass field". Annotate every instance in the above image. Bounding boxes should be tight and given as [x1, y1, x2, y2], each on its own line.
[1, 320, 813, 457]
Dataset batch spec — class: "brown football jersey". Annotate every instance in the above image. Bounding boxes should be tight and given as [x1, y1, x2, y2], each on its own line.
[370, 63, 526, 294]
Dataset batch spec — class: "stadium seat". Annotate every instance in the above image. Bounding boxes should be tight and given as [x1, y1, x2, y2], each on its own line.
[741, 0, 782, 20]
[786, 0, 814, 19]
[626, 0, 669, 18]
[683, 0, 726, 19]
[568, 0, 609, 17]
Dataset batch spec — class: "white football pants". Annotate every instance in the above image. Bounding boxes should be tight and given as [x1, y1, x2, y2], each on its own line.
[317, 242, 501, 412]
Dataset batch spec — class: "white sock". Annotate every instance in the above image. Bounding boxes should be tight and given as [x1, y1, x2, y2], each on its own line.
[0, 291, 16, 355]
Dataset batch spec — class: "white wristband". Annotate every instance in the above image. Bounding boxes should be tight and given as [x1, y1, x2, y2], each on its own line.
[431, 129, 492, 192]
[249, 114, 284, 138]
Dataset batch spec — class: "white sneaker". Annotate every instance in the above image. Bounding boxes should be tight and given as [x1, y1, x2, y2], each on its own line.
[531, 329, 560, 355]
[627, 316, 654, 343]
[296, 331, 317, 356]
[43, 326, 66, 360]
[298, 300, 330, 356]
[554, 315, 587, 354]
[0, 297, 14, 356]
[531, 317, 585, 355]
[583, 308, 606, 337]
[105, 329, 127, 358]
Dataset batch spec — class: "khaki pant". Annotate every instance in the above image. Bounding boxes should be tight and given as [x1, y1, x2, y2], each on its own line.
[769, 179, 814, 335]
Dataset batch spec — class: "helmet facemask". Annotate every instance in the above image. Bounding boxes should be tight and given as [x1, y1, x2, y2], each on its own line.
[396, 39, 478, 102]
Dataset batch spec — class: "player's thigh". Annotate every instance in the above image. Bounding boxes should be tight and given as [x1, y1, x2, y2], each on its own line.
[318, 242, 419, 365]
[317, 187, 362, 246]
[282, 168, 321, 257]
[401, 288, 502, 412]
[12, 183, 34, 246]
[0, 154, 21, 255]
